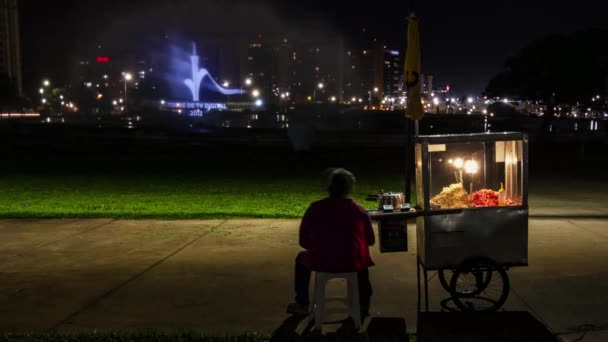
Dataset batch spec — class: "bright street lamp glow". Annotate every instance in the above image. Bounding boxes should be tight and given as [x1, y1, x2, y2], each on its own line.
[433, 97, 439, 105]
[245, 78, 252, 86]
[318, 83, 324, 89]
[43, 80, 50, 87]
[41, 98, 46, 104]
[160, 100, 166, 105]
[255, 99, 263, 107]
[373, 87, 379, 92]
[330, 96, 336, 102]
[39, 88, 44, 94]
[467, 97, 474, 104]
[222, 81, 230, 88]
[124, 73, 133, 81]
[252, 89, 260, 98]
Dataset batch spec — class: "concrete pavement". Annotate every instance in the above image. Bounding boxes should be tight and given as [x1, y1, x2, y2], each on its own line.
[529, 180, 608, 217]
[0, 217, 607, 337]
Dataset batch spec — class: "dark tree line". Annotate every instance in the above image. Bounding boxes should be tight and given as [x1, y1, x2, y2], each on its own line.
[485, 29, 608, 105]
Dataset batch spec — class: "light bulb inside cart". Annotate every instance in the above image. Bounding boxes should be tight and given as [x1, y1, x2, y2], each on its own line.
[454, 158, 464, 169]
[505, 153, 518, 165]
[465, 160, 479, 174]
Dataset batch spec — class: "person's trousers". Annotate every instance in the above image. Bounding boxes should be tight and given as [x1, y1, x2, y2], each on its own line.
[294, 251, 372, 309]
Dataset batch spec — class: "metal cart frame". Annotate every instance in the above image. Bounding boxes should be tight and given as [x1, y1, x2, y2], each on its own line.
[414, 132, 530, 312]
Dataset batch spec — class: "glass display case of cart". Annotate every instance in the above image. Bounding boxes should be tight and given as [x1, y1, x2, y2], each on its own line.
[414, 132, 529, 270]
[415, 133, 528, 211]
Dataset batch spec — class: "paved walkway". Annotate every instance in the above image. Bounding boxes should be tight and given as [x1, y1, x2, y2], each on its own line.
[0, 217, 607, 338]
[1, 179, 607, 339]
[529, 180, 608, 217]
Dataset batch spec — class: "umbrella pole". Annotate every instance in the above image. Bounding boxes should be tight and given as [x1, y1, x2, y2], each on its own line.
[405, 118, 418, 204]
[405, 118, 412, 203]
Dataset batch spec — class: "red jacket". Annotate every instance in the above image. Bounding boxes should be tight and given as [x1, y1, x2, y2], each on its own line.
[299, 197, 375, 272]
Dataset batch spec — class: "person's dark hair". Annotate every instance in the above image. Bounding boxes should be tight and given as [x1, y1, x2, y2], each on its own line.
[326, 168, 356, 198]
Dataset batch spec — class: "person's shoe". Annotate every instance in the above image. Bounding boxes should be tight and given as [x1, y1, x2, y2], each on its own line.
[286, 302, 310, 316]
[360, 305, 370, 321]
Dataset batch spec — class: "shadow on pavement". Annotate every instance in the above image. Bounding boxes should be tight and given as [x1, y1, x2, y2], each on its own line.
[270, 315, 408, 342]
[417, 311, 555, 342]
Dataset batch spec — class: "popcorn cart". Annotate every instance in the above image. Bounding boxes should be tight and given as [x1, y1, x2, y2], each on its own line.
[369, 132, 529, 312]
[415, 132, 529, 311]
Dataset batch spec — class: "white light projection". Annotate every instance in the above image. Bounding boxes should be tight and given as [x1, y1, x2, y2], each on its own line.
[184, 42, 245, 102]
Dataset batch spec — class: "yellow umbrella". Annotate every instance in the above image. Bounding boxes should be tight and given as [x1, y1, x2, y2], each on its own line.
[405, 14, 424, 121]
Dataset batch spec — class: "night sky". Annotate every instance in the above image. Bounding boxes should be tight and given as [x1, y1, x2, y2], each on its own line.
[20, 0, 608, 95]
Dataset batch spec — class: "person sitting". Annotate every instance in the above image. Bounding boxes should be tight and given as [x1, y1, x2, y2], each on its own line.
[286, 168, 375, 318]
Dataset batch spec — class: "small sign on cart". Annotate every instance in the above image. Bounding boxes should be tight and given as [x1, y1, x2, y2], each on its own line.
[379, 218, 408, 253]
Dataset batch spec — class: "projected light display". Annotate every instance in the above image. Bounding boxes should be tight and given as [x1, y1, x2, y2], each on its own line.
[184, 42, 245, 102]
[163, 43, 247, 117]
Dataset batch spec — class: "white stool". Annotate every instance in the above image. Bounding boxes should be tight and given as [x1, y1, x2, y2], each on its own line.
[311, 272, 361, 331]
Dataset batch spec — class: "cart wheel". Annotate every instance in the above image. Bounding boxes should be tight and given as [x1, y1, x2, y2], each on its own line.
[438, 269, 452, 292]
[449, 257, 510, 311]
[439, 268, 492, 297]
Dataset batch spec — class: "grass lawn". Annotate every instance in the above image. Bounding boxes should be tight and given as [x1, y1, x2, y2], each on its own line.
[0, 150, 407, 219]
[0, 149, 414, 219]
[0, 174, 404, 219]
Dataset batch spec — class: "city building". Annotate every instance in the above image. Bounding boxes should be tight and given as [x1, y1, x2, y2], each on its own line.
[244, 36, 274, 99]
[243, 35, 344, 105]
[288, 42, 340, 104]
[421, 74, 433, 94]
[0, 0, 22, 96]
[383, 48, 403, 98]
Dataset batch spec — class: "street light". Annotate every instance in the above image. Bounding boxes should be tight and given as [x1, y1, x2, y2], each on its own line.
[313, 83, 324, 103]
[433, 97, 440, 113]
[123, 73, 133, 110]
[252, 89, 260, 98]
[245, 78, 253, 86]
[222, 81, 230, 88]
[43, 79, 50, 87]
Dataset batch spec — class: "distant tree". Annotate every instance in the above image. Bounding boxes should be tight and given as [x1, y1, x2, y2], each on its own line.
[485, 29, 608, 105]
[0, 75, 19, 106]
